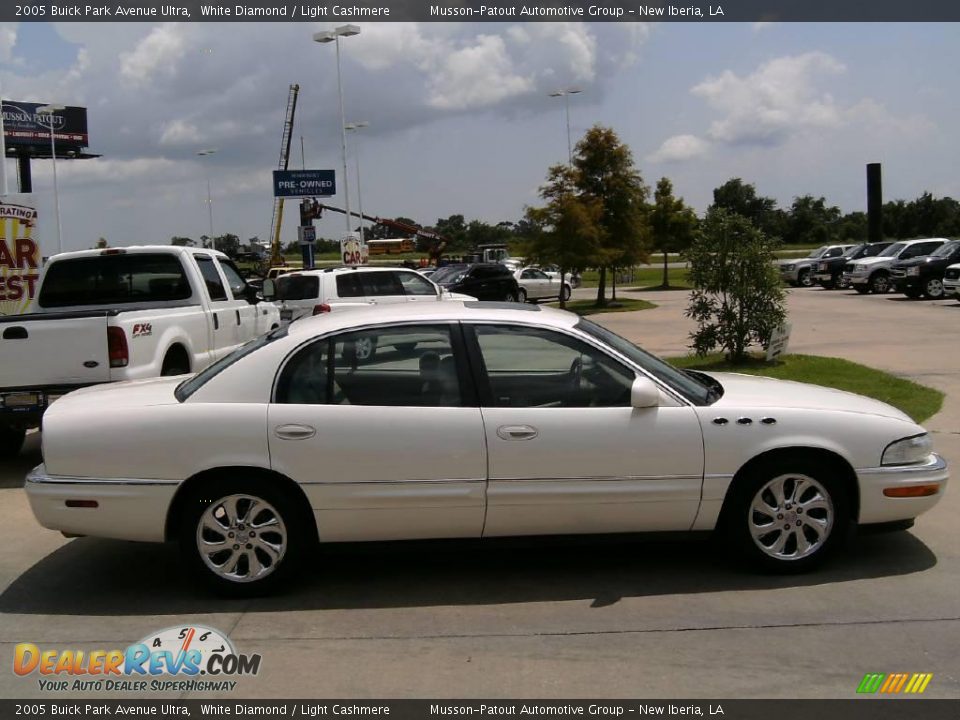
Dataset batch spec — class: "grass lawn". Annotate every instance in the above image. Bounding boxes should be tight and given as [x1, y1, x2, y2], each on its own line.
[551, 297, 657, 316]
[668, 353, 943, 423]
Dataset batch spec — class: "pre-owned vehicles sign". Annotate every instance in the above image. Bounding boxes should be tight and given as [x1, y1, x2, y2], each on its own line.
[273, 170, 336, 198]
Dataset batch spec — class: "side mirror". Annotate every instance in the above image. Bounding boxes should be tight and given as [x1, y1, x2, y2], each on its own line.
[630, 376, 660, 408]
[262, 278, 276, 302]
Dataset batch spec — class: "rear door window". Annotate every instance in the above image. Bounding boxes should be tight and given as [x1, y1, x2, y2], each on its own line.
[195, 255, 228, 301]
[335, 273, 364, 298]
[360, 272, 405, 297]
[38, 253, 192, 308]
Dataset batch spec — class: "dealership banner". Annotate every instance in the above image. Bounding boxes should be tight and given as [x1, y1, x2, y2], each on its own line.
[1, 102, 89, 150]
[0, 196, 41, 316]
[1, 0, 958, 22]
[0, 700, 956, 719]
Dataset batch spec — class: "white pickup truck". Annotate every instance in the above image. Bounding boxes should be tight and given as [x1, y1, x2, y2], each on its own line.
[0, 245, 280, 458]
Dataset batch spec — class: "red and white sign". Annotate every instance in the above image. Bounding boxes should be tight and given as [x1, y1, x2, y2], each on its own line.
[340, 234, 368, 266]
[0, 196, 40, 316]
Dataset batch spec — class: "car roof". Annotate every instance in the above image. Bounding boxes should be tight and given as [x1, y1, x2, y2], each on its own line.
[282, 266, 421, 278]
[284, 301, 580, 338]
[49, 245, 229, 261]
[899, 237, 950, 245]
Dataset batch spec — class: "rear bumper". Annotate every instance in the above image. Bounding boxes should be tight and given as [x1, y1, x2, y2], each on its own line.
[856, 454, 948, 525]
[0, 385, 94, 427]
[25, 464, 177, 542]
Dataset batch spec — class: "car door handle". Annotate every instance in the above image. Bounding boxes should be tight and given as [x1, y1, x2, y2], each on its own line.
[235, 310, 241, 326]
[213, 313, 219, 330]
[274, 424, 317, 440]
[496, 425, 539, 441]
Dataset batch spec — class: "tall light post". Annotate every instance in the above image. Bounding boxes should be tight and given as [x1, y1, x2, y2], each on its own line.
[196, 149, 217, 242]
[37, 104, 65, 254]
[345, 121, 369, 242]
[313, 24, 361, 235]
[548, 88, 582, 164]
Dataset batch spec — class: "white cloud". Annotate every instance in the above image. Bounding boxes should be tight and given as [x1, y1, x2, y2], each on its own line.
[692, 52, 847, 145]
[752, 22, 777, 32]
[119, 23, 187, 87]
[427, 34, 534, 110]
[0, 24, 18, 63]
[159, 119, 202, 146]
[647, 134, 710, 163]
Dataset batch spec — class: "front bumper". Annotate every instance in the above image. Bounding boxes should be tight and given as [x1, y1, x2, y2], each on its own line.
[942, 279, 960, 297]
[857, 453, 948, 525]
[25, 464, 177, 542]
[779, 268, 800, 283]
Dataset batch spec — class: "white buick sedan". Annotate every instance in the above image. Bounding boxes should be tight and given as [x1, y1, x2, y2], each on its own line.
[26, 303, 947, 594]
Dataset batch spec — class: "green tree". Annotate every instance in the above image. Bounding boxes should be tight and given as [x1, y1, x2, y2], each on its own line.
[572, 126, 650, 306]
[685, 208, 787, 361]
[95, 237, 109, 249]
[525, 165, 603, 309]
[783, 195, 841, 246]
[711, 178, 783, 239]
[212, 233, 240, 258]
[170, 236, 195, 247]
[433, 215, 469, 251]
[650, 178, 698, 289]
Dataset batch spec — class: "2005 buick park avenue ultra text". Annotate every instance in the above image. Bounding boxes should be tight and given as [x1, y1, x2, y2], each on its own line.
[25, 302, 948, 595]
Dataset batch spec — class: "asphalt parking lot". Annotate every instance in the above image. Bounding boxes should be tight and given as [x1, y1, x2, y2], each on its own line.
[1, 286, 958, 699]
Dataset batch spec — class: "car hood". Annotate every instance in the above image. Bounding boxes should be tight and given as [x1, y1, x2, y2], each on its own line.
[50, 375, 184, 412]
[853, 256, 893, 267]
[705, 372, 911, 422]
[894, 256, 943, 268]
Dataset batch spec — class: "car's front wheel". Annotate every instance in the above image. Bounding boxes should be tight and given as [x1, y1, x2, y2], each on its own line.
[180, 478, 307, 595]
[798, 269, 813, 287]
[924, 278, 945, 299]
[722, 458, 849, 572]
[870, 272, 891, 294]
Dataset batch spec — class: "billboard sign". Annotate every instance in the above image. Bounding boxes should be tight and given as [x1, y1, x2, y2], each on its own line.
[0, 197, 41, 316]
[273, 170, 336, 198]
[1, 102, 89, 149]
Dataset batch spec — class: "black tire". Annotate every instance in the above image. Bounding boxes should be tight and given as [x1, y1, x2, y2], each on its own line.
[354, 336, 378, 362]
[503, 289, 518, 302]
[179, 476, 309, 596]
[820, 279, 835, 290]
[870, 272, 891, 294]
[719, 456, 850, 573]
[517, 288, 528, 303]
[161, 348, 190, 376]
[0, 425, 26, 460]
[854, 286, 870, 295]
[923, 278, 945, 300]
[798, 269, 814, 288]
[903, 287, 923, 300]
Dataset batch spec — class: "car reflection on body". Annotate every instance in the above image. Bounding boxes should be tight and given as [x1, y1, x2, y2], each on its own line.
[26, 302, 947, 594]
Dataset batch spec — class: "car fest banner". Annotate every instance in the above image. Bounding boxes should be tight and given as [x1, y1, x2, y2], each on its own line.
[0, 195, 40, 316]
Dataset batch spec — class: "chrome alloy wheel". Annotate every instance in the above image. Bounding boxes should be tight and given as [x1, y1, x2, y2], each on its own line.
[196, 494, 287, 583]
[748, 474, 834, 561]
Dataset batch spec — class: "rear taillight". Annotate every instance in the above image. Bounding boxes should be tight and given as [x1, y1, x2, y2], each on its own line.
[107, 327, 128, 368]
[312, 304, 332, 315]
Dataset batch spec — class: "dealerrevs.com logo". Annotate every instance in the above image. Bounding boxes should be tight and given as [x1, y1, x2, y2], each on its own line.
[13, 625, 261, 693]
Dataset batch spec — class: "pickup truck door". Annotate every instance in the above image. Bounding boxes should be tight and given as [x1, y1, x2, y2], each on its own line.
[216, 258, 259, 344]
[194, 254, 240, 360]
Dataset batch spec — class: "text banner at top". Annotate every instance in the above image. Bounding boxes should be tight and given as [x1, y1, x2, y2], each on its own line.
[5, 0, 960, 22]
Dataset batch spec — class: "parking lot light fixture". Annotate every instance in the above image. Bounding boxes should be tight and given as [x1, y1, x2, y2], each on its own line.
[314, 25, 361, 235]
[548, 88, 582, 164]
[37, 104, 66, 254]
[196, 149, 218, 241]
[345, 122, 369, 242]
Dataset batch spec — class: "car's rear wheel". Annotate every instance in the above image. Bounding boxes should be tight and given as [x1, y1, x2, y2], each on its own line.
[0, 425, 26, 460]
[179, 478, 307, 596]
[904, 287, 923, 299]
[503, 289, 518, 302]
[820, 278, 835, 290]
[854, 286, 870, 294]
[517, 288, 528, 303]
[924, 278, 945, 299]
[354, 336, 378, 362]
[721, 458, 849, 572]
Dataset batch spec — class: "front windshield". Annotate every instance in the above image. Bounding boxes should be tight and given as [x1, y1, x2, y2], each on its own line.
[807, 246, 828, 258]
[431, 265, 468, 283]
[576, 318, 716, 405]
[931, 241, 959, 258]
[879, 242, 906, 257]
[175, 326, 288, 401]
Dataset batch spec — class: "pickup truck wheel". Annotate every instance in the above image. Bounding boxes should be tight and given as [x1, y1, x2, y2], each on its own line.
[819, 278, 835, 290]
[0, 426, 26, 460]
[870, 272, 891, 294]
[798, 269, 814, 287]
[854, 286, 870, 295]
[924, 278, 945, 299]
[161, 348, 190, 376]
[721, 458, 848, 573]
[180, 478, 305, 596]
[903, 287, 923, 300]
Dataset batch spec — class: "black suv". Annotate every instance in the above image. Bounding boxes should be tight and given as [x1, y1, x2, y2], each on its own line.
[891, 240, 960, 299]
[813, 242, 893, 289]
[432, 263, 519, 301]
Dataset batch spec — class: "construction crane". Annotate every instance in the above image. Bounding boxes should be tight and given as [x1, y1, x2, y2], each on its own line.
[268, 84, 300, 267]
[314, 203, 449, 264]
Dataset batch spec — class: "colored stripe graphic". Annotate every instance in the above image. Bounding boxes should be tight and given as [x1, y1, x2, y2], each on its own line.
[857, 673, 932, 694]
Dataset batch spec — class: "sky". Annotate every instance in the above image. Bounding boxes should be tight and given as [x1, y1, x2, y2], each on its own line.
[0, 20, 958, 256]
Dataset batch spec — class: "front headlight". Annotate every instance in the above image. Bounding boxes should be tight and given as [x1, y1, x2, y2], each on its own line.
[882, 434, 933, 466]
[906, 266, 920, 276]
[783, 264, 795, 271]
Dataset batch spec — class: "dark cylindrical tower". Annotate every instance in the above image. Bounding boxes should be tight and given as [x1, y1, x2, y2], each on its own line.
[866, 163, 882, 243]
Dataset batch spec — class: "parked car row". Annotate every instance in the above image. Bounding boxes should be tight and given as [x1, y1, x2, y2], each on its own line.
[788, 238, 960, 302]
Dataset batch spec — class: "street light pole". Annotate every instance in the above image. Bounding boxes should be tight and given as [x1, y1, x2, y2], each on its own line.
[37, 105, 65, 255]
[314, 25, 361, 236]
[196, 149, 217, 242]
[345, 121, 369, 242]
[548, 88, 582, 164]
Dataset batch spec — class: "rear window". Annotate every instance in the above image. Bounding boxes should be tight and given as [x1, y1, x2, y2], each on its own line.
[277, 274, 320, 301]
[38, 253, 191, 308]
